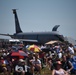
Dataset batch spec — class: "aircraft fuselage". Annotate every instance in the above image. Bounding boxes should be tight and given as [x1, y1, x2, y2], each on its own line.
[13, 31, 64, 44]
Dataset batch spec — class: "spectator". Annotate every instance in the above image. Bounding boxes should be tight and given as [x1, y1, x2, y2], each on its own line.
[15, 59, 30, 75]
[68, 44, 74, 54]
[48, 56, 53, 70]
[30, 53, 42, 75]
[0, 57, 3, 74]
[3, 56, 12, 75]
[61, 55, 73, 74]
[52, 60, 68, 75]
[55, 46, 62, 59]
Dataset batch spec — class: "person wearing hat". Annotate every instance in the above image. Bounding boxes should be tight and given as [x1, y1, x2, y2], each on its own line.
[52, 60, 69, 75]
[15, 59, 30, 75]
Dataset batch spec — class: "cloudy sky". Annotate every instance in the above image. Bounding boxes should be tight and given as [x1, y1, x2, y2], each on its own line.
[0, 0, 76, 39]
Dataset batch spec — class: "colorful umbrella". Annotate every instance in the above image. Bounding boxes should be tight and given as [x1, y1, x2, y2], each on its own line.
[11, 50, 28, 57]
[27, 45, 41, 52]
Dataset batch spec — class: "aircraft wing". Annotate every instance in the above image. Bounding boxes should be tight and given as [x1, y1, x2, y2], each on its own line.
[0, 34, 38, 42]
[0, 33, 13, 38]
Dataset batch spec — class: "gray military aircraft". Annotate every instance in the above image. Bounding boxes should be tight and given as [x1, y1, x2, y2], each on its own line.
[0, 9, 64, 44]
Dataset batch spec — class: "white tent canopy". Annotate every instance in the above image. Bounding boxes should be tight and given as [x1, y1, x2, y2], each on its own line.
[45, 40, 61, 45]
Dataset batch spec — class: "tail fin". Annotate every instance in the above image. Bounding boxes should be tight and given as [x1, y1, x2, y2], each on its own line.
[12, 9, 22, 33]
[52, 25, 60, 31]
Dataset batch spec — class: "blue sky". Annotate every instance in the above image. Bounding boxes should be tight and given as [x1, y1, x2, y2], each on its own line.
[0, 0, 76, 39]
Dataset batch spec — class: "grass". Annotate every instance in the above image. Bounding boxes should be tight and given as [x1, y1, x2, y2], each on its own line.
[41, 67, 51, 75]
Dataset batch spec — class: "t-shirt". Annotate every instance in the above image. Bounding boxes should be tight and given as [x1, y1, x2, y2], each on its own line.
[54, 69, 65, 75]
[15, 65, 30, 72]
[32, 59, 41, 64]
[68, 47, 74, 54]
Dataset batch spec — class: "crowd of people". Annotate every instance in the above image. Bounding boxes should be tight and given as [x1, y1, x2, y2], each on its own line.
[0, 41, 76, 75]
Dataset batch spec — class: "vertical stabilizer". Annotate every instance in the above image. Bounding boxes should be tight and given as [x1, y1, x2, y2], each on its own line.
[52, 25, 60, 31]
[12, 9, 22, 33]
